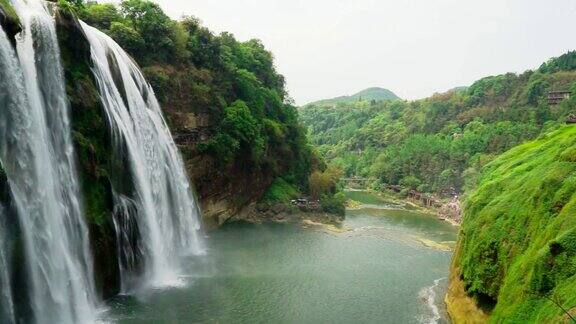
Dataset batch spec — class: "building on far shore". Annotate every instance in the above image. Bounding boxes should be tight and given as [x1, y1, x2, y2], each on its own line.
[547, 91, 571, 105]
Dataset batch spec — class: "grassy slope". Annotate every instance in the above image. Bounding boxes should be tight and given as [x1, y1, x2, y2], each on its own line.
[455, 125, 576, 322]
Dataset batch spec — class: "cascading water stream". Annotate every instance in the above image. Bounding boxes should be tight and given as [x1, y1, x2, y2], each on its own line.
[80, 22, 205, 292]
[0, 0, 98, 322]
[0, 25, 16, 324]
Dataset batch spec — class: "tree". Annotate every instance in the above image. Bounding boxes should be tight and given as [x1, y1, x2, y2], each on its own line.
[120, 0, 177, 62]
[309, 167, 341, 199]
[81, 3, 121, 30]
[107, 21, 144, 56]
[524, 78, 549, 106]
[219, 100, 265, 163]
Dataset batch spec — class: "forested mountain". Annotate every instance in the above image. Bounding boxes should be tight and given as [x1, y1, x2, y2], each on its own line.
[301, 52, 576, 196]
[305, 87, 399, 107]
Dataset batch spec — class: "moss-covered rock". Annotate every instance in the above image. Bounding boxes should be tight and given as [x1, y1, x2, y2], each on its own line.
[0, 0, 21, 42]
[55, 8, 122, 298]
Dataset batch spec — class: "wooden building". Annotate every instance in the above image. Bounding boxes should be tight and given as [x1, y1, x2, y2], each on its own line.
[547, 91, 571, 105]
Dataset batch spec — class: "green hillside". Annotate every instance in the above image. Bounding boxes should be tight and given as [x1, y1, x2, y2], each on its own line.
[301, 51, 576, 196]
[454, 125, 576, 322]
[306, 87, 399, 107]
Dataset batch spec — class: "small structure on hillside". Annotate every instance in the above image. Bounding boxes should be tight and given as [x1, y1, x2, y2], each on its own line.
[290, 198, 321, 211]
[566, 114, 576, 124]
[547, 91, 571, 105]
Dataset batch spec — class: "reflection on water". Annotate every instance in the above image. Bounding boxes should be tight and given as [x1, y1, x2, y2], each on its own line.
[105, 191, 457, 324]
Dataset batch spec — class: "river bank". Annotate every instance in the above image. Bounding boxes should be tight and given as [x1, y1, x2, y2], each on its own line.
[202, 198, 345, 228]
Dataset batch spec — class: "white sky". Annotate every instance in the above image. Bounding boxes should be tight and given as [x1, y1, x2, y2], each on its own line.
[105, 0, 576, 105]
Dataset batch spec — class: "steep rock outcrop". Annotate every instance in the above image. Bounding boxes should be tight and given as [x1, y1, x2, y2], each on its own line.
[55, 10, 121, 298]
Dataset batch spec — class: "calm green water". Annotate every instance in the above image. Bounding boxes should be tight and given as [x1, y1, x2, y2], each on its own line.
[105, 191, 457, 323]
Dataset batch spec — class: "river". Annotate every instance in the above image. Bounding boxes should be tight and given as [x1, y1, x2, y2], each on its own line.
[105, 191, 457, 323]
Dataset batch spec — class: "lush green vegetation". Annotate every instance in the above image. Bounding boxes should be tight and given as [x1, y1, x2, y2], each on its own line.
[309, 166, 345, 215]
[69, 0, 343, 212]
[456, 125, 576, 322]
[301, 53, 576, 196]
[262, 178, 300, 203]
[306, 87, 399, 107]
[0, 0, 16, 20]
[76, 1, 305, 188]
[262, 165, 345, 216]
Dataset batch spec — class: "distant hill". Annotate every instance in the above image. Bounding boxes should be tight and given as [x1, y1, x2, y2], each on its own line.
[446, 86, 468, 93]
[306, 87, 400, 107]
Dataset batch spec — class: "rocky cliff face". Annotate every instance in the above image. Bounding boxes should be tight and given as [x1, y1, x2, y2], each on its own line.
[55, 8, 122, 298]
[145, 65, 300, 226]
[181, 144, 276, 227]
[152, 78, 289, 228]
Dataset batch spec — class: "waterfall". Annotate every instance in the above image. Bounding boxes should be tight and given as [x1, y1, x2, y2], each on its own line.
[0, 25, 16, 324]
[80, 22, 205, 292]
[0, 0, 98, 322]
[0, 205, 14, 324]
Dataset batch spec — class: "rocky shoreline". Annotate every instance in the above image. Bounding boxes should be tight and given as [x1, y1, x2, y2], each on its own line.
[354, 189, 462, 226]
[225, 201, 344, 227]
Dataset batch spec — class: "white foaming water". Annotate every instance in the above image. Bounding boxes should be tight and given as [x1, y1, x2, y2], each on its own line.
[80, 21, 205, 292]
[0, 0, 98, 323]
[418, 278, 445, 324]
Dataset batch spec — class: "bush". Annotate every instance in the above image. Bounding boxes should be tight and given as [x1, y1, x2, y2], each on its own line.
[309, 166, 341, 199]
[80, 3, 121, 30]
[108, 21, 144, 55]
[262, 178, 299, 202]
[321, 192, 345, 216]
[197, 134, 239, 164]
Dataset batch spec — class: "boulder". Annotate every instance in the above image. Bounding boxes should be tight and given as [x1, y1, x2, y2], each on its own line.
[271, 203, 286, 214]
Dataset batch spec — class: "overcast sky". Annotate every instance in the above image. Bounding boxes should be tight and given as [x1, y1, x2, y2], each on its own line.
[107, 0, 576, 105]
